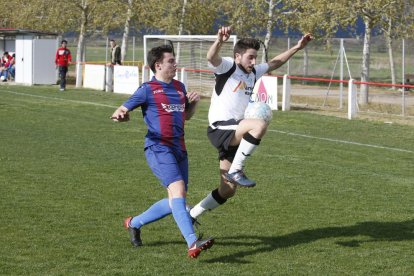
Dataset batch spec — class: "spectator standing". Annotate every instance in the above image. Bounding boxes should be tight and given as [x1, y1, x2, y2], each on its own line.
[109, 39, 122, 65]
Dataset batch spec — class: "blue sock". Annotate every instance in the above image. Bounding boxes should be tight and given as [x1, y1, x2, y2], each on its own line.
[171, 198, 197, 247]
[130, 198, 171, 229]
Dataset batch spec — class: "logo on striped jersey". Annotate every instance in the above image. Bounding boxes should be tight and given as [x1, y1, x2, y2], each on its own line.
[153, 89, 164, 94]
[161, 103, 185, 112]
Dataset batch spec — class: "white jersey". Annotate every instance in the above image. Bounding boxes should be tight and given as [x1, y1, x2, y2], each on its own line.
[208, 57, 269, 125]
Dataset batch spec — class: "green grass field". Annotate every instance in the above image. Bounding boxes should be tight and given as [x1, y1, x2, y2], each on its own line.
[1, 85, 413, 275]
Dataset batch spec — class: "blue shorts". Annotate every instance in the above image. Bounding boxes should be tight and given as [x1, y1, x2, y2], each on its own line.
[145, 144, 188, 189]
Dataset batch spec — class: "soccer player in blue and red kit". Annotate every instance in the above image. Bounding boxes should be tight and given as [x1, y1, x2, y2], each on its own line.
[111, 44, 214, 258]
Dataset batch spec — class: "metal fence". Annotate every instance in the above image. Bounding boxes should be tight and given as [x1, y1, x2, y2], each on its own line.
[69, 35, 414, 118]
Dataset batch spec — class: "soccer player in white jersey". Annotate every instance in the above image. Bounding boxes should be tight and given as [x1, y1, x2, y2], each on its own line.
[190, 26, 312, 219]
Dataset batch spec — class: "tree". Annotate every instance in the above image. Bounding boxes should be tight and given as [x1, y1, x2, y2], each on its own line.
[287, 0, 402, 104]
[145, 0, 217, 35]
[109, 0, 136, 63]
[2, 0, 76, 32]
[138, 0, 217, 65]
[220, 0, 289, 64]
[379, 0, 414, 89]
[262, 0, 285, 63]
[105, 0, 147, 63]
[284, 0, 354, 80]
[222, 0, 285, 37]
[49, 0, 120, 86]
[5, 0, 110, 67]
[349, 0, 396, 104]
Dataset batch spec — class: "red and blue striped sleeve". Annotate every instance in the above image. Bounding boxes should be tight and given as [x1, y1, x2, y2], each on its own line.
[122, 84, 148, 111]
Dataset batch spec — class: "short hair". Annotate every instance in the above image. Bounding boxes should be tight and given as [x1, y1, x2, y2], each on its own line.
[234, 38, 260, 58]
[61, 40, 68, 44]
[147, 44, 174, 73]
[110, 39, 115, 43]
[4, 51, 8, 55]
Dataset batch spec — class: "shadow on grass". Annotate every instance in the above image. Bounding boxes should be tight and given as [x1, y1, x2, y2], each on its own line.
[203, 219, 414, 264]
[290, 106, 320, 111]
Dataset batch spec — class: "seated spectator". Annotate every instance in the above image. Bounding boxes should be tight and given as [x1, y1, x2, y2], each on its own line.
[0, 54, 5, 80]
[8, 53, 15, 80]
[0, 52, 12, 81]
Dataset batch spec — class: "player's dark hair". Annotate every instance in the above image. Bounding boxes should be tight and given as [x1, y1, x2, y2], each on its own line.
[61, 40, 67, 44]
[147, 44, 174, 73]
[234, 38, 260, 58]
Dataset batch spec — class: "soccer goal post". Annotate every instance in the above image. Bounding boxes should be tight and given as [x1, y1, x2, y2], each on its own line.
[143, 35, 237, 96]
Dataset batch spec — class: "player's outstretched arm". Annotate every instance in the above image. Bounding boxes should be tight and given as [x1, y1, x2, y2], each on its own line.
[267, 33, 312, 73]
[185, 91, 200, 120]
[110, 105, 130, 122]
[207, 26, 232, 67]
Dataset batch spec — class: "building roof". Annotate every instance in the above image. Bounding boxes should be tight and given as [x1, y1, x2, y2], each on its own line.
[0, 28, 58, 37]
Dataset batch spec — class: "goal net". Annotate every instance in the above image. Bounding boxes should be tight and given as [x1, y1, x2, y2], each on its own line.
[143, 35, 237, 96]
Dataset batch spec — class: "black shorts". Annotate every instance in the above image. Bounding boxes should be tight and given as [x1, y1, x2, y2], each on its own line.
[207, 119, 240, 162]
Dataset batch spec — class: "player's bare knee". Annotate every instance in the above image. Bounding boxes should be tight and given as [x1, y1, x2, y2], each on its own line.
[251, 119, 268, 137]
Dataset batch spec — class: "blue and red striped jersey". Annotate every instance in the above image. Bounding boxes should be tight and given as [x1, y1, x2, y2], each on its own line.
[123, 77, 189, 151]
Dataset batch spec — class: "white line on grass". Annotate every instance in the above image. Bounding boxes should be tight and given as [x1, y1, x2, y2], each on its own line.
[192, 118, 414, 153]
[1, 89, 116, 108]
[190, 118, 414, 154]
[267, 129, 414, 154]
[2, 89, 413, 154]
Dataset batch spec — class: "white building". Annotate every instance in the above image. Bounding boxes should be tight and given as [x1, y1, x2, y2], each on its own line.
[0, 29, 59, 85]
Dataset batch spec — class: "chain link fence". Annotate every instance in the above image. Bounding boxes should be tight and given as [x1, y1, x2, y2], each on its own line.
[68, 35, 414, 119]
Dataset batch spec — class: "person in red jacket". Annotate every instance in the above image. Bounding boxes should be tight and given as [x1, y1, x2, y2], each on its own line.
[55, 40, 72, 91]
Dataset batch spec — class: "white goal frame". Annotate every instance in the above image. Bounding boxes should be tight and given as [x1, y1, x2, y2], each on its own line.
[143, 35, 237, 64]
[143, 35, 237, 96]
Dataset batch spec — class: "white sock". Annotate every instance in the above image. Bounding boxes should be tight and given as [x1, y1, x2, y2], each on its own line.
[190, 193, 220, 219]
[228, 138, 258, 174]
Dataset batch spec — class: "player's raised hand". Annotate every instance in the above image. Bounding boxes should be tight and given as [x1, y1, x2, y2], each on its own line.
[218, 26, 232, 43]
[297, 33, 313, 50]
[110, 106, 130, 122]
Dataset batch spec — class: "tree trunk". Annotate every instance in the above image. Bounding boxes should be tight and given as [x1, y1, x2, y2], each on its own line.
[360, 15, 372, 105]
[303, 47, 308, 84]
[262, 0, 273, 63]
[178, 0, 186, 35]
[385, 19, 396, 90]
[121, 0, 133, 63]
[176, 0, 187, 63]
[76, 3, 88, 88]
[76, 9, 87, 64]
